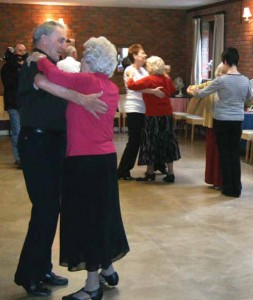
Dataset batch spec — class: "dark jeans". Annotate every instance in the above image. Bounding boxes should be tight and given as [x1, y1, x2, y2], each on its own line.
[117, 112, 145, 176]
[15, 128, 66, 282]
[213, 119, 242, 196]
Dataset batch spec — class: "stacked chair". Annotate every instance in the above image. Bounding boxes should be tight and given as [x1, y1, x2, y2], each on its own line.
[241, 129, 253, 164]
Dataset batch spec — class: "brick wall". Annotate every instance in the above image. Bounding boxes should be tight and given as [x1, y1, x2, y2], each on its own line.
[0, 3, 187, 95]
[1, 0, 250, 96]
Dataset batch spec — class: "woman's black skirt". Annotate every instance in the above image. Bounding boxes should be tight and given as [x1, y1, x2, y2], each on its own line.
[138, 115, 181, 165]
[60, 153, 129, 272]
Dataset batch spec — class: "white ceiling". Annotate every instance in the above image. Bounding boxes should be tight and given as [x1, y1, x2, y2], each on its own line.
[0, 0, 227, 9]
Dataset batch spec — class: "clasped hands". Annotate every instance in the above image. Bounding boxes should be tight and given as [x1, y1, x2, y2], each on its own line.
[187, 85, 199, 96]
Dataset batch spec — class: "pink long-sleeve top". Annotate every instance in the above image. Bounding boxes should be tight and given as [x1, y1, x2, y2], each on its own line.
[37, 58, 119, 156]
[127, 75, 175, 116]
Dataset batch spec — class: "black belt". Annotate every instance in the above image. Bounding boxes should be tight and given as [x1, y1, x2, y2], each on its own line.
[21, 126, 66, 135]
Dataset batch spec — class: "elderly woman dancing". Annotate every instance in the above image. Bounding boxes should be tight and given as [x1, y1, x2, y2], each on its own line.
[126, 56, 181, 182]
[29, 36, 129, 300]
[187, 63, 226, 190]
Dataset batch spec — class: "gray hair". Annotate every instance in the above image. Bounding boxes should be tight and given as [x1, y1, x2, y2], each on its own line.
[146, 56, 165, 75]
[65, 46, 77, 57]
[33, 20, 65, 46]
[83, 36, 117, 78]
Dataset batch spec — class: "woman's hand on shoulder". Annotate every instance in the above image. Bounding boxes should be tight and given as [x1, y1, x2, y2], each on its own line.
[27, 52, 46, 67]
[187, 85, 195, 95]
[125, 67, 134, 79]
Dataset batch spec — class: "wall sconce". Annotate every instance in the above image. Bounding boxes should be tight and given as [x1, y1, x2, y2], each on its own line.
[243, 7, 252, 23]
[58, 18, 66, 26]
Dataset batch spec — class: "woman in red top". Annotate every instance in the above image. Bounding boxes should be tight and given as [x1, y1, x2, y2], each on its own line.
[127, 56, 181, 182]
[28, 37, 129, 300]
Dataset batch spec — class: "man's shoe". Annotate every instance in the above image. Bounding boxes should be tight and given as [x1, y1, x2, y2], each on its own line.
[15, 160, 22, 169]
[42, 271, 68, 286]
[15, 279, 51, 297]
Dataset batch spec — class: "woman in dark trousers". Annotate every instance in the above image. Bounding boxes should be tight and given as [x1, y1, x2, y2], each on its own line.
[192, 48, 252, 197]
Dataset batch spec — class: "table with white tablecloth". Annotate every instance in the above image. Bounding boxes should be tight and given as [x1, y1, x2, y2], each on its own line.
[170, 97, 190, 112]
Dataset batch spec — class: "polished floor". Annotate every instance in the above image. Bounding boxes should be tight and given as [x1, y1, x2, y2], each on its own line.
[1, 133, 253, 300]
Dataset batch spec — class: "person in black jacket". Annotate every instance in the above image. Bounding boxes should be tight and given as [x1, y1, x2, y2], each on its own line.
[14, 21, 106, 298]
[1, 44, 27, 168]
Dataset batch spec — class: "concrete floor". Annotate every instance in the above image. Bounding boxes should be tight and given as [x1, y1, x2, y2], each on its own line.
[1, 133, 253, 300]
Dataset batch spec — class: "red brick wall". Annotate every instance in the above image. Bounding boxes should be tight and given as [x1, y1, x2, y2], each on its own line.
[186, 0, 253, 83]
[1, 1, 250, 96]
[0, 3, 187, 95]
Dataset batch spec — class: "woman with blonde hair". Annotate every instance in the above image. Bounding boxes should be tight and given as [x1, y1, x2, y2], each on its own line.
[187, 63, 225, 189]
[127, 56, 181, 182]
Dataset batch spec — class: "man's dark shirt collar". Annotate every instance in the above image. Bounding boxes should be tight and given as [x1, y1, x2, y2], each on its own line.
[33, 48, 57, 65]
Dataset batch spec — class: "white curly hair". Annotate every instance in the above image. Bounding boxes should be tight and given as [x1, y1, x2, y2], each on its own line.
[82, 36, 117, 78]
[146, 56, 165, 75]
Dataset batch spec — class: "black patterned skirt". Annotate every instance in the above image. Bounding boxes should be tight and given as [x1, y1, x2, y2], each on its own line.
[138, 115, 181, 165]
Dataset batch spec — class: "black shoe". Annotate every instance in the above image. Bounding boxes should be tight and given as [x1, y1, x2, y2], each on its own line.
[154, 164, 167, 174]
[118, 174, 135, 180]
[15, 279, 51, 297]
[42, 271, 68, 286]
[15, 160, 22, 169]
[221, 190, 240, 198]
[136, 173, 156, 182]
[163, 174, 175, 183]
[62, 286, 103, 300]
[99, 271, 119, 286]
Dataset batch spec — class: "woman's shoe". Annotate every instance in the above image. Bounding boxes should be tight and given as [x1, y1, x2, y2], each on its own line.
[62, 287, 103, 300]
[99, 271, 119, 286]
[213, 185, 222, 190]
[136, 173, 156, 182]
[221, 190, 240, 198]
[163, 174, 175, 183]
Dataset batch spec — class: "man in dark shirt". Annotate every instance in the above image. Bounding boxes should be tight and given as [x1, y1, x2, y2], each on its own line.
[1, 44, 27, 168]
[14, 20, 107, 297]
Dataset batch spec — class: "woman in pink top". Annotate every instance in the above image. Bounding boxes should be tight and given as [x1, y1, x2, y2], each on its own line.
[30, 37, 129, 300]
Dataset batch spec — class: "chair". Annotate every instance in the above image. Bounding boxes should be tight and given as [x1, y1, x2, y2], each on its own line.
[172, 97, 201, 131]
[114, 110, 121, 133]
[118, 94, 127, 133]
[185, 98, 206, 143]
[241, 129, 253, 163]
[0, 95, 10, 134]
